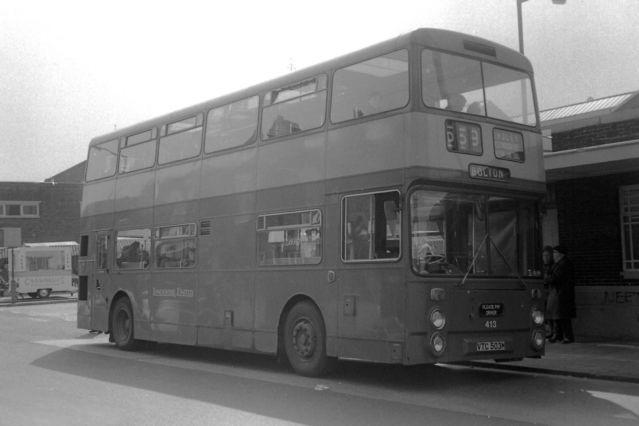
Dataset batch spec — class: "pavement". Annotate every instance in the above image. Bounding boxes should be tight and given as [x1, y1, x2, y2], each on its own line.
[0, 295, 77, 307]
[2, 296, 638, 383]
[465, 340, 639, 384]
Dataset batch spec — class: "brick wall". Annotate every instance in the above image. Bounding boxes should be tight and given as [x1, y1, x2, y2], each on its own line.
[554, 172, 639, 286]
[0, 182, 82, 244]
[552, 118, 639, 151]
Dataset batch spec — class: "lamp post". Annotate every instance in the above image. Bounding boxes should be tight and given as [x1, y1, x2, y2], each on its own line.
[517, 0, 566, 54]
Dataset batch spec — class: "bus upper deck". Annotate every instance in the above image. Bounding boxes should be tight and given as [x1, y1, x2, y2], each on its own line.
[82, 28, 543, 220]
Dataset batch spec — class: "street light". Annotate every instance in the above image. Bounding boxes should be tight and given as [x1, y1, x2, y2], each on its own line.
[517, 0, 567, 54]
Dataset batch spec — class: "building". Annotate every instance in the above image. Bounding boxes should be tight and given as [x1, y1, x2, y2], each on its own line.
[0, 162, 85, 247]
[541, 91, 639, 341]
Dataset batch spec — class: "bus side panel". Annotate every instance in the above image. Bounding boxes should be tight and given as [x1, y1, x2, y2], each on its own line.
[256, 133, 325, 191]
[196, 271, 254, 350]
[110, 272, 153, 340]
[114, 170, 155, 214]
[253, 269, 336, 355]
[155, 161, 201, 207]
[196, 213, 255, 350]
[148, 270, 197, 345]
[201, 148, 257, 200]
[198, 214, 255, 271]
[336, 266, 406, 363]
[81, 180, 115, 218]
[326, 115, 407, 180]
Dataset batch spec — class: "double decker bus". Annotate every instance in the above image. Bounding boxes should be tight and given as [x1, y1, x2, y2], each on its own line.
[77, 28, 546, 376]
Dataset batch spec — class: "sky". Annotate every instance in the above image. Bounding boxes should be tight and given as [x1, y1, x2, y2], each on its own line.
[1, 0, 637, 182]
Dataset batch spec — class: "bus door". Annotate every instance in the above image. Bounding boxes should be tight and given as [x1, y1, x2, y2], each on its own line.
[339, 190, 404, 361]
[89, 231, 111, 331]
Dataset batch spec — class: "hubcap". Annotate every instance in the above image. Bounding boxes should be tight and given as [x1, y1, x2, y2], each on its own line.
[291, 318, 316, 359]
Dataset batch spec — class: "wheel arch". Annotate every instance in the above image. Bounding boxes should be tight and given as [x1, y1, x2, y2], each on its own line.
[108, 290, 135, 333]
[276, 294, 325, 358]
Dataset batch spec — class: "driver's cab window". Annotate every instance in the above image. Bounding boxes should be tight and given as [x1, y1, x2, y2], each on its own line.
[342, 191, 401, 262]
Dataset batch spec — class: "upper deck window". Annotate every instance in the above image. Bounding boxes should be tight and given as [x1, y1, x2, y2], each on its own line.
[86, 139, 118, 181]
[205, 96, 258, 153]
[119, 129, 157, 173]
[261, 75, 327, 140]
[422, 49, 537, 126]
[125, 129, 156, 146]
[158, 114, 203, 164]
[331, 50, 409, 123]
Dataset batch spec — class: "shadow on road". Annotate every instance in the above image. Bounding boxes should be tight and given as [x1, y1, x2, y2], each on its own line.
[30, 337, 639, 425]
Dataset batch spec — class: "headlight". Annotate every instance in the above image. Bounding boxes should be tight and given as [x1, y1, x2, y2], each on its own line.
[430, 332, 446, 356]
[531, 308, 544, 326]
[429, 308, 446, 330]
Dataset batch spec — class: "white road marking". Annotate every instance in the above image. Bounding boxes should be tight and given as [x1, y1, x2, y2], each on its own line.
[588, 391, 639, 419]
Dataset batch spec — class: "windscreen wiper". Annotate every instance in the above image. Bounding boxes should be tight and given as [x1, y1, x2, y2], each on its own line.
[459, 234, 489, 286]
[459, 234, 527, 289]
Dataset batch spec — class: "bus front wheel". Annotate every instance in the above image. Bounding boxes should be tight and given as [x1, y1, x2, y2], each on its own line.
[111, 297, 138, 350]
[283, 301, 329, 377]
[37, 288, 51, 298]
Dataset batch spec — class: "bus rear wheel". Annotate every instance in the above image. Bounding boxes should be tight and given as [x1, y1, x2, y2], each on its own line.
[37, 288, 51, 298]
[111, 297, 138, 350]
[283, 301, 328, 377]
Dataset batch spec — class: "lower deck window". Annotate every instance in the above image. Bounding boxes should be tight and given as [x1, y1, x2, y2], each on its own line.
[116, 229, 151, 269]
[155, 224, 197, 268]
[258, 210, 321, 265]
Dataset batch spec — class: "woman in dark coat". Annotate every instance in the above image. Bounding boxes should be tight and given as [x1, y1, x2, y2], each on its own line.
[547, 245, 576, 343]
[541, 246, 557, 339]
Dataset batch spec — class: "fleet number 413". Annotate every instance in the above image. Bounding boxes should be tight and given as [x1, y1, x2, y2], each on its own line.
[484, 320, 497, 328]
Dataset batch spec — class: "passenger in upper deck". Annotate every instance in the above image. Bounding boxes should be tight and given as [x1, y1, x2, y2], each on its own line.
[354, 91, 383, 118]
[445, 93, 466, 112]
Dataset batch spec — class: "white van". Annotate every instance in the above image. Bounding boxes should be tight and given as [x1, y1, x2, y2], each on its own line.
[7, 242, 79, 298]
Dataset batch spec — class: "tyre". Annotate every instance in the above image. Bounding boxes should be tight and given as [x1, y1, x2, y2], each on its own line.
[111, 297, 138, 350]
[37, 288, 51, 298]
[283, 301, 329, 377]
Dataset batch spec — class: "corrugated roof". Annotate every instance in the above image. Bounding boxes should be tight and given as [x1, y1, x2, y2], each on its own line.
[540, 92, 638, 122]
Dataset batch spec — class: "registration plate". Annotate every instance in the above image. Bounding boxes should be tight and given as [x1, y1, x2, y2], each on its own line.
[476, 341, 506, 352]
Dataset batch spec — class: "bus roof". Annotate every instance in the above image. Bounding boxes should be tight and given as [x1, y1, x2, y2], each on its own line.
[89, 28, 532, 147]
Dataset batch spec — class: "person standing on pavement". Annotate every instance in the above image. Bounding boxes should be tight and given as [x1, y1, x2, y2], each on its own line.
[541, 246, 557, 340]
[547, 245, 576, 343]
